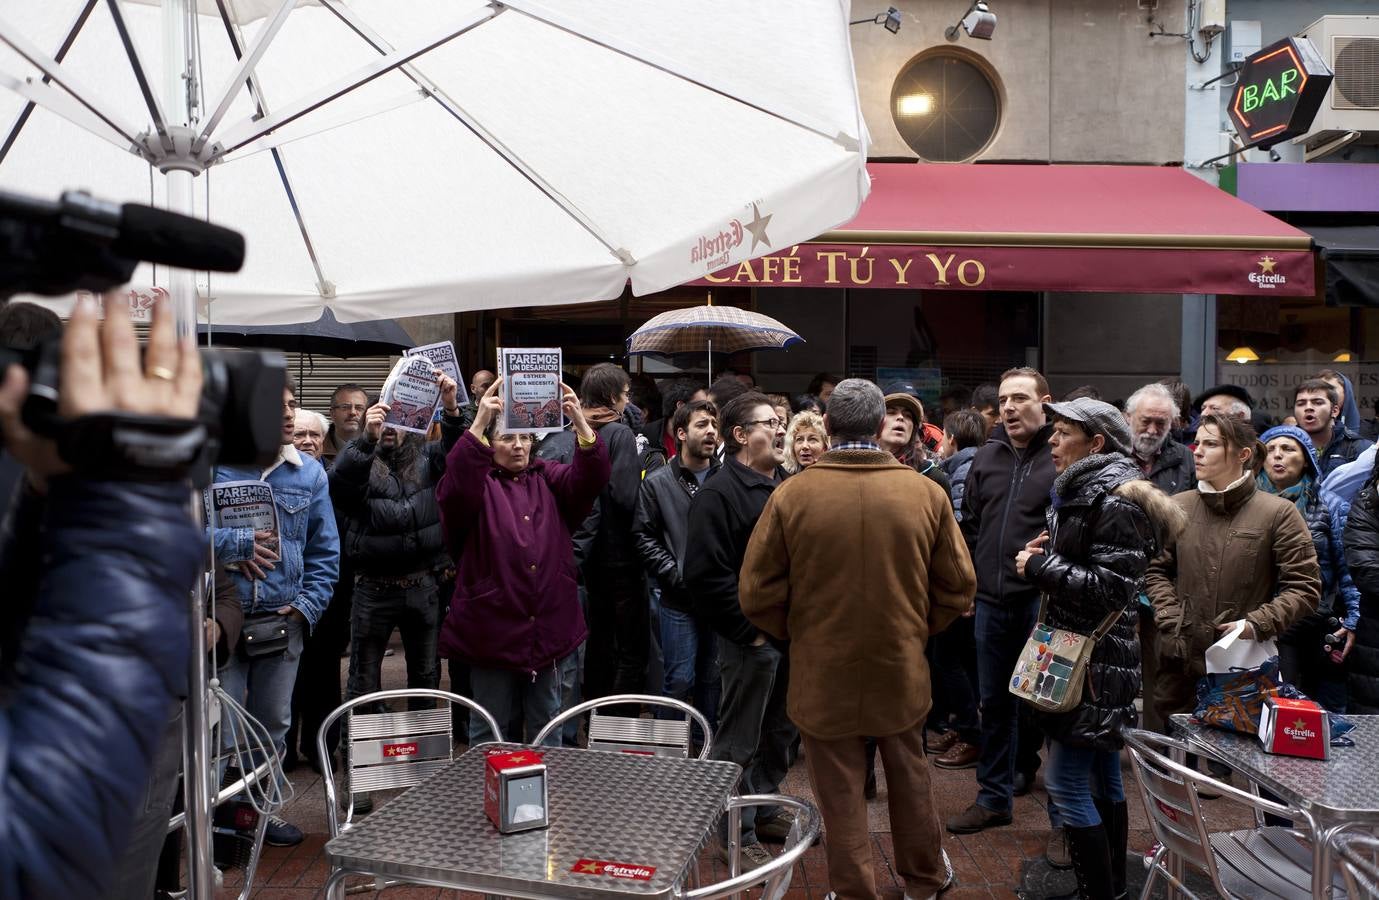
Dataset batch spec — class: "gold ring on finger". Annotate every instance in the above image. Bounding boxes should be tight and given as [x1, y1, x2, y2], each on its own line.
[149, 366, 176, 382]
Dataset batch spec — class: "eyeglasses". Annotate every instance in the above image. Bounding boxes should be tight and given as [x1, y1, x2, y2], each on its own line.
[283, 400, 300, 411]
[331, 403, 367, 412]
[742, 418, 783, 431]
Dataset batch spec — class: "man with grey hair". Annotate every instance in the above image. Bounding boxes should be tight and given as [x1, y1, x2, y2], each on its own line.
[292, 408, 329, 461]
[1122, 382, 1195, 737]
[1125, 382, 1195, 496]
[742, 378, 974, 899]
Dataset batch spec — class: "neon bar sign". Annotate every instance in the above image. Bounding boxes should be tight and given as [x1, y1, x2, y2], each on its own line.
[1228, 37, 1333, 149]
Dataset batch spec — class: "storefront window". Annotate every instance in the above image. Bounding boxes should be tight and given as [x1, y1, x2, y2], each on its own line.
[1216, 294, 1379, 426]
[846, 289, 1039, 414]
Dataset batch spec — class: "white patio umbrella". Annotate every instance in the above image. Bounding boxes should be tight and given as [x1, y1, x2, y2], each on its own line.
[0, 0, 871, 325]
[0, 4, 868, 894]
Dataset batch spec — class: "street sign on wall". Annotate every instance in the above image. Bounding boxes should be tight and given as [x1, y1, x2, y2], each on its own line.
[1228, 37, 1333, 150]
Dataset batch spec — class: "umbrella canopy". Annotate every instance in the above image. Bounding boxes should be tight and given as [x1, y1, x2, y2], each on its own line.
[0, 0, 869, 323]
[199, 307, 414, 356]
[627, 304, 803, 356]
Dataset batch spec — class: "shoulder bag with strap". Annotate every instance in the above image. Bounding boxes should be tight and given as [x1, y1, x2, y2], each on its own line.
[1009, 594, 1120, 713]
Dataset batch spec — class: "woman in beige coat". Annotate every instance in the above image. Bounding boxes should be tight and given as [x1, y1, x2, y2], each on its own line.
[1143, 412, 1320, 726]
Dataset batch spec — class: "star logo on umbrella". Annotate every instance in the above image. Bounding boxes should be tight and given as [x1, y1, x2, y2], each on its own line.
[744, 202, 773, 251]
[578, 861, 604, 874]
[1258, 255, 1277, 274]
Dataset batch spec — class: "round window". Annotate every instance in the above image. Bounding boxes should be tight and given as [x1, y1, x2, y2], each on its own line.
[890, 51, 1001, 162]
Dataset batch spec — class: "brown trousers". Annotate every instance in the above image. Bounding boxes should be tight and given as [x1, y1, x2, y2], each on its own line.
[802, 721, 945, 900]
[1152, 650, 1205, 730]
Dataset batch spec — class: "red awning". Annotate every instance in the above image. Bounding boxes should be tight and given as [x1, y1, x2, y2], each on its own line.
[699, 163, 1314, 295]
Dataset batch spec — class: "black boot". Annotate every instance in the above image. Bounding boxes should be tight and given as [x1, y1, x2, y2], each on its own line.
[1065, 824, 1116, 900]
[1093, 799, 1129, 900]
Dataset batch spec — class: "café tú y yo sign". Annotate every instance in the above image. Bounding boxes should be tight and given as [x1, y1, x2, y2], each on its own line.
[1228, 36, 1333, 149]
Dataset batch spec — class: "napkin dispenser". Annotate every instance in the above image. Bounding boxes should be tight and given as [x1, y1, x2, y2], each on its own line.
[484, 749, 549, 833]
[1258, 696, 1329, 760]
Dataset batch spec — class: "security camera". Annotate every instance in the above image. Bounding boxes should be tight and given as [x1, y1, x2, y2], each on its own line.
[945, 1, 996, 42]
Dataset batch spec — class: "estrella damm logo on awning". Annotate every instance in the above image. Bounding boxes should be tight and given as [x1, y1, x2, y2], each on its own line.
[1249, 255, 1287, 290]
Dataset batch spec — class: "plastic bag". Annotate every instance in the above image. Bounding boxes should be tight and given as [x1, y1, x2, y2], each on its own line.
[1193, 655, 1356, 745]
[1204, 621, 1277, 674]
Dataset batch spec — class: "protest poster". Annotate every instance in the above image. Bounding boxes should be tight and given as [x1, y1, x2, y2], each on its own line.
[499, 347, 564, 434]
[405, 340, 469, 407]
[206, 480, 278, 540]
[380, 355, 442, 434]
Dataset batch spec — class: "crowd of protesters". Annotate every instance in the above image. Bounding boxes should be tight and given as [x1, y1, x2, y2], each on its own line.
[36, 323, 1379, 899]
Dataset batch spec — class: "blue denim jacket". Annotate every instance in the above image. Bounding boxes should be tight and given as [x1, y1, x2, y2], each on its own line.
[210, 444, 339, 630]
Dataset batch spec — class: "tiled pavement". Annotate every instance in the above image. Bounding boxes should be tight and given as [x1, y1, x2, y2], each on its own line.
[209, 641, 1250, 899]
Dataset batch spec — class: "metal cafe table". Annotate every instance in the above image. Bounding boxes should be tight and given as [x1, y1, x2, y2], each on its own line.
[324, 743, 741, 899]
[1171, 713, 1379, 897]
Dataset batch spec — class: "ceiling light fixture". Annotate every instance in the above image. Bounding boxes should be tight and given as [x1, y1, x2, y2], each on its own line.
[851, 7, 902, 34]
[1226, 346, 1260, 364]
[946, 0, 997, 41]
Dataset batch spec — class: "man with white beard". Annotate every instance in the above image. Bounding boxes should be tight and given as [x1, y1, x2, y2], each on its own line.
[1125, 382, 1195, 496]
[1124, 380, 1195, 733]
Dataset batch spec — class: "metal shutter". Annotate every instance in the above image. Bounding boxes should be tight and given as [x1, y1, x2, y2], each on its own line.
[283, 353, 398, 416]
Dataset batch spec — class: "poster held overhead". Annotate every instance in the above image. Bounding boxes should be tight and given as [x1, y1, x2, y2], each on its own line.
[380, 356, 442, 434]
[405, 340, 469, 407]
[499, 348, 564, 435]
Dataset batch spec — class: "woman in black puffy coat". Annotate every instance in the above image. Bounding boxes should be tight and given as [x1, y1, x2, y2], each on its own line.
[1344, 461, 1379, 713]
[1017, 399, 1184, 900]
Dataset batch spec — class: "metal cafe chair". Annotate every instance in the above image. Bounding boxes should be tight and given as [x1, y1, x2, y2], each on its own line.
[533, 693, 714, 759]
[316, 688, 504, 838]
[678, 794, 819, 900]
[1123, 727, 1336, 900]
[1332, 831, 1379, 899]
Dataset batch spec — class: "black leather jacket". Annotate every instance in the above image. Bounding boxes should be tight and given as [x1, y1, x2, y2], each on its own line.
[329, 417, 464, 576]
[1024, 454, 1179, 750]
[633, 456, 719, 613]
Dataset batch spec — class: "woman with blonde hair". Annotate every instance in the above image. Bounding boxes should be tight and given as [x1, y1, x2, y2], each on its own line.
[783, 410, 828, 474]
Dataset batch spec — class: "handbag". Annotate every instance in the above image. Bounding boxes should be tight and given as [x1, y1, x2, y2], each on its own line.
[238, 613, 290, 659]
[1009, 595, 1120, 713]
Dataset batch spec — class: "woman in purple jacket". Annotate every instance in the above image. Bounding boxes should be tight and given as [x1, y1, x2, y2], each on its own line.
[437, 377, 610, 744]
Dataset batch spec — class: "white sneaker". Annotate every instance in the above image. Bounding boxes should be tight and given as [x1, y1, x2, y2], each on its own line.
[1143, 841, 1162, 870]
[900, 848, 951, 900]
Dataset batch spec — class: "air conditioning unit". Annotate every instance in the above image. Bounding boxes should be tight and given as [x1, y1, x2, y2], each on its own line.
[1293, 15, 1379, 153]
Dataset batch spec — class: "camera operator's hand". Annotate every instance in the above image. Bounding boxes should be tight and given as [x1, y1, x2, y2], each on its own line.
[62, 289, 201, 420]
[364, 403, 389, 441]
[0, 365, 67, 486]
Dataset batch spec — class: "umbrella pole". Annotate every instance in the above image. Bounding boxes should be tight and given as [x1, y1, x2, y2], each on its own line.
[162, 2, 215, 897]
[707, 337, 713, 385]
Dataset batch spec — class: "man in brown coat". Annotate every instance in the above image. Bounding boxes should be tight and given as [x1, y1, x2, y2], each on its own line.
[741, 379, 976, 900]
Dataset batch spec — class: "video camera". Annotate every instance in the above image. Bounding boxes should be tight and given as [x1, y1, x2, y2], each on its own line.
[0, 188, 285, 476]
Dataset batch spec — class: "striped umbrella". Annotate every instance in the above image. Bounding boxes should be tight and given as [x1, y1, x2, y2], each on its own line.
[626, 304, 803, 382]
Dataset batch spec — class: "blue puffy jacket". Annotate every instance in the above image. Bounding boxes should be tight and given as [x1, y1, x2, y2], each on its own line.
[0, 478, 200, 899]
